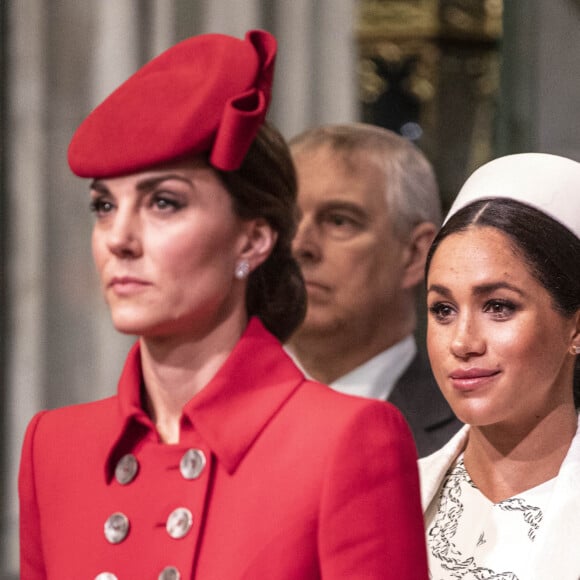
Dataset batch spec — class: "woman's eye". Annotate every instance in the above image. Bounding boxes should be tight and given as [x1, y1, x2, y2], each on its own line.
[428, 302, 455, 323]
[483, 300, 517, 319]
[152, 195, 182, 211]
[90, 199, 114, 216]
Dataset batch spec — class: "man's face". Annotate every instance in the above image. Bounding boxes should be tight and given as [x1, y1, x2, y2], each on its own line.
[291, 145, 408, 340]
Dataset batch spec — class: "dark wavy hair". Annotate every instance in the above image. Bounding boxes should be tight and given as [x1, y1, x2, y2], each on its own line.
[216, 121, 307, 342]
[426, 198, 580, 406]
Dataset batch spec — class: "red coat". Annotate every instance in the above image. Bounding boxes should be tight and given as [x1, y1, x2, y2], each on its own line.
[19, 318, 428, 579]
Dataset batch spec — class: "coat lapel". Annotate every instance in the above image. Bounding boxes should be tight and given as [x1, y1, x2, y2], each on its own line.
[418, 426, 469, 512]
[532, 418, 580, 580]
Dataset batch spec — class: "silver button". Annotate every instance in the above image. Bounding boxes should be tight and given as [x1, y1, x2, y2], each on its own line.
[115, 453, 139, 485]
[179, 448, 206, 480]
[166, 507, 193, 539]
[104, 512, 130, 544]
[95, 573, 118, 580]
[158, 566, 181, 580]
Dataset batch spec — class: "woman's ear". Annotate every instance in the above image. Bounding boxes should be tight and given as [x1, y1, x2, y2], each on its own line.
[400, 221, 437, 290]
[570, 310, 580, 355]
[239, 218, 278, 272]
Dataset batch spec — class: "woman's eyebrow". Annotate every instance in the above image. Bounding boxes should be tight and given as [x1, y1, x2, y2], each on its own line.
[426, 283, 451, 297]
[134, 174, 193, 191]
[89, 179, 109, 194]
[427, 281, 525, 297]
[89, 174, 194, 194]
[472, 281, 524, 297]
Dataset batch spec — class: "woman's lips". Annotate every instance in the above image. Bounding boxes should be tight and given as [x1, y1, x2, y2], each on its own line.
[108, 276, 150, 295]
[449, 368, 500, 391]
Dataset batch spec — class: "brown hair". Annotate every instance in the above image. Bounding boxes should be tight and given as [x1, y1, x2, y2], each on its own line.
[217, 121, 307, 342]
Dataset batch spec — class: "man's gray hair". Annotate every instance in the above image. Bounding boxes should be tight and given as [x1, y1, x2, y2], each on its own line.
[290, 123, 441, 240]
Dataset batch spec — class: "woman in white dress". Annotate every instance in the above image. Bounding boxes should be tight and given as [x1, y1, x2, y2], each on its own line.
[419, 153, 580, 580]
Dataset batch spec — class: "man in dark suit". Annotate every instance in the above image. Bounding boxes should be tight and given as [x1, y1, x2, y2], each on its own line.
[286, 123, 462, 457]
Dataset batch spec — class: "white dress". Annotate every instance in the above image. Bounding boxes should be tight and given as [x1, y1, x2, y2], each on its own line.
[421, 422, 580, 579]
[425, 454, 555, 580]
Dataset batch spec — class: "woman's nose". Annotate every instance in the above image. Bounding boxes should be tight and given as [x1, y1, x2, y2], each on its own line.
[106, 209, 142, 258]
[450, 314, 485, 359]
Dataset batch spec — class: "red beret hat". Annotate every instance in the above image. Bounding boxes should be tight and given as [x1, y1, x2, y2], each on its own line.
[68, 29, 277, 177]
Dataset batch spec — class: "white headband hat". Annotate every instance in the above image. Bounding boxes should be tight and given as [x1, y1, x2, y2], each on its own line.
[444, 153, 580, 239]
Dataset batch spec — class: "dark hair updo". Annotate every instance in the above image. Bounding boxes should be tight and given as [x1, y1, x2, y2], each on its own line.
[216, 120, 306, 343]
[426, 197, 580, 406]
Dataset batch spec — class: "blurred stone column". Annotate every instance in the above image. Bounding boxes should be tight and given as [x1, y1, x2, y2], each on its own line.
[498, 0, 580, 161]
[4, 0, 49, 572]
[271, 0, 359, 138]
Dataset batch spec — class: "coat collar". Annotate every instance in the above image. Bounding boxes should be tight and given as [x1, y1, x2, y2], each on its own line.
[105, 318, 305, 481]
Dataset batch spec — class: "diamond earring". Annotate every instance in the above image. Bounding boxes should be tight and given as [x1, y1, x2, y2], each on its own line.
[234, 259, 250, 280]
[571, 345, 580, 355]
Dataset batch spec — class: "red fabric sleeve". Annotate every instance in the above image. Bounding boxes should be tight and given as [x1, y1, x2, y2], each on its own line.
[318, 401, 429, 579]
[19, 411, 49, 579]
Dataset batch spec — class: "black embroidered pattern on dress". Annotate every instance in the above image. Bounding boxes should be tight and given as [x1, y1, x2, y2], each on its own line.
[427, 458, 544, 580]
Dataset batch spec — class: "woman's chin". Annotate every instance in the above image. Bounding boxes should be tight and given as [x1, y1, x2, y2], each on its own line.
[448, 401, 499, 428]
[110, 314, 156, 337]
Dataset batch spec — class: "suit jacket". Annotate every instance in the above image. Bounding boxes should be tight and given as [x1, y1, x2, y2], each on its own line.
[389, 350, 463, 457]
[19, 318, 428, 580]
[419, 420, 580, 580]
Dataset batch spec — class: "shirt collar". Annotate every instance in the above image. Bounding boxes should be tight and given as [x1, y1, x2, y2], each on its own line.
[105, 318, 305, 481]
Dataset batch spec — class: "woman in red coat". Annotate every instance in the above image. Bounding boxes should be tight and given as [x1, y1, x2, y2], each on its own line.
[19, 29, 428, 579]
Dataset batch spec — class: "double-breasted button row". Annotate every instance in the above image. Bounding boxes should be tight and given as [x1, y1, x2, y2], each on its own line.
[115, 454, 139, 485]
[166, 507, 193, 539]
[180, 448, 206, 480]
[95, 567, 180, 580]
[114, 449, 206, 485]
[104, 512, 130, 544]
[159, 566, 181, 580]
[104, 507, 194, 544]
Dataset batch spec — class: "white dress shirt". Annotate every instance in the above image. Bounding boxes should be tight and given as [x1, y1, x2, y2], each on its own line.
[286, 335, 416, 401]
